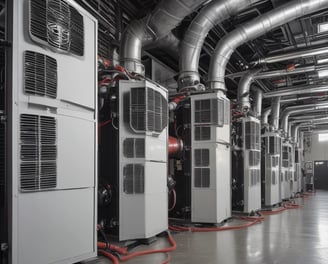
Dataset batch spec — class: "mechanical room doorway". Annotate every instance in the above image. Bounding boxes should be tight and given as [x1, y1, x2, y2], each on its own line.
[314, 160, 328, 190]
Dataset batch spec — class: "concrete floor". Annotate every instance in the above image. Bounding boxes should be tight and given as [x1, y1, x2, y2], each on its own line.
[87, 190, 328, 264]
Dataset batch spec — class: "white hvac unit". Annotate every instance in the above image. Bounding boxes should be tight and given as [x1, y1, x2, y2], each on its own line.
[281, 143, 293, 199]
[190, 92, 231, 223]
[261, 132, 282, 207]
[5, 0, 98, 263]
[293, 146, 301, 194]
[113, 80, 168, 241]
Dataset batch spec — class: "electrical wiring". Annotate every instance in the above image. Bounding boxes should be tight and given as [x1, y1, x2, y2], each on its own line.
[260, 207, 287, 215]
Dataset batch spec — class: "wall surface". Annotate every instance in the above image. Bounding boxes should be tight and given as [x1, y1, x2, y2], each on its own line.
[304, 132, 328, 162]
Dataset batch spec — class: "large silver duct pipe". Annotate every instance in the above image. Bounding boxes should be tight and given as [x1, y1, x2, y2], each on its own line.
[261, 108, 271, 125]
[280, 95, 328, 104]
[253, 46, 328, 65]
[269, 97, 281, 130]
[281, 102, 328, 134]
[252, 87, 263, 118]
[120, 0, 206, 75]
[178, 0, 260, 90]
[263, 83, 328, 98]
[207, 0, 328, 92]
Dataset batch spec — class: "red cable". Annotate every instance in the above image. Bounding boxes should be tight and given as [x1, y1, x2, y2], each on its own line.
[97, 242, 128, 255]
[161, 253, 171, 264]
[99, 250, 120, 264]
[260, 207, 287, 215]
[98, 120, 112, 128]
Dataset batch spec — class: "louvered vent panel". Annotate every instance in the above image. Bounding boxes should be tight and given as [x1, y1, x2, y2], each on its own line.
[224, 99, 230, 125]
[194, 149, 209, 166]
[20, 114, 57, 191]
[0, 124, 5, 207]
[195, 126, 211, 141]
[123, 164, 144, 194]
[249, 151, 260, 166]
[245, 121, 260, 150]
[194, 99, 226, 127]
[30, 0, 84, 56]
[194, 149, 210, 188]
[272, 171, 276, 185]
[24, 51, 57, 98]
[130, 87, 167, 134]
[123, 138, 145, 158]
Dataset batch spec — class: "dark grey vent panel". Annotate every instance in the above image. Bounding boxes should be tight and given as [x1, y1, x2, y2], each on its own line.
[245, 121, 260, 150]
[20, 114, 57, 191]
[0, 124, 5, 207]
[250, 169, 260, 186]
[123, 138, 145, 158]
[194, 149, 210, 167]
[123, 164, 144, 194]
[249, 150, 260, 166]
[195, 126, 211, 141]
[272, 171, 276, 185]
[194, 98, 229, 126]
[24, 51, 57, 98]
[30, 0, 84, 56]
[130, 87, 167, 134]
[194, 168, 210, 188]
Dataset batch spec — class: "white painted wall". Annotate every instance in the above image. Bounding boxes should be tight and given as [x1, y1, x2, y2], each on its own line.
[304, 132, 328, 162]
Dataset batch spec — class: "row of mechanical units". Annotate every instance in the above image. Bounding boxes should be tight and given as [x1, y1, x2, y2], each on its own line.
[1, 0, 325, 263]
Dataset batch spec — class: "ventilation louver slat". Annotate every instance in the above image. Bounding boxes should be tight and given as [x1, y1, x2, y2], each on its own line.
[194, 149, 210, 188]
[20, 114, 57, 191]
[123, 164, 144, 194]
[123, 138, 145, 158]
[29, 0, 84, 56]
[24, 51, 57, 98]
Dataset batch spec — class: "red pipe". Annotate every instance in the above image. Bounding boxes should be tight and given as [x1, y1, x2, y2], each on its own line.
[99, 250, 119, 264]
[168, 136, 183, 156]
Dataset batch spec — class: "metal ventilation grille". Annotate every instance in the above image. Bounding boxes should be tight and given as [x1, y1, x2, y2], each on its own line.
[245, 121, 260, 150]
[272, 171, 276, 185]
[269, 136, 281, 155]
[249, 150, 260, 166]
[194, 149, 210, 188]
[24, 51, 57, 98]
[284, 171, 288, 181]
[271, 156, 279, 167]
[29, 0, 84, 56]
[194, 98, 229, 126]
[123, 164, 144, 194]
[250, 169, 260, 186]
[224, 99, 230, 125]
[123, 138, 145, 158]
[0, 124, 5, 207]
[20, 114, 57, 191]
[195, 126, 211, 141]
[130, 87, 167, 134]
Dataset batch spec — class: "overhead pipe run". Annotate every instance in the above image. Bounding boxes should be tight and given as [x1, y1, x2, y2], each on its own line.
[261, 108, 271, 126]
[269, 97, 281, 131]
[263, 83, 328, 98]
[207, 0, 328, 92]
[120, 0, 207, 75]
[280, 95, 328, 104]
[178, 0, 260, 90]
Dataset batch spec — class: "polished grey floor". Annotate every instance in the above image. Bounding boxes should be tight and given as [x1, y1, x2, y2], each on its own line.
[87, 190, 328, 264]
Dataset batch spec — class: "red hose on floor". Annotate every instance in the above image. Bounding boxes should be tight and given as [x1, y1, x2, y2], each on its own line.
[169, 218, 262, 232]
[260, 207, 287, 215]
[99, 250, 120, 264]
[97, 242, 128, 255]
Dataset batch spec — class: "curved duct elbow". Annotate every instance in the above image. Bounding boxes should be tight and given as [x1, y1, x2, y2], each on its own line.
[237, 68, 261, 111]
[207, 0, 328, 92]
[269, 97, 281, 131]
[252, 87, 263, 118]
[120, 0, 206, 75]
[178, 0, 260, 90]
[261, 108, 271, 125]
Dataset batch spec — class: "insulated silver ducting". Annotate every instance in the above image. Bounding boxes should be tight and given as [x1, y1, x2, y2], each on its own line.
[207, 0, 328, 92]
[178, 0, 260, 89]
[280, 95, 328, 104]
[281, 102, 328, 134]
[120, 0, 206, 75]
[254, 46, 328, 65]
[261, 108, 271, 125]
[252, 87, 263, 118]
[264, 83, 328, 98]
[269, 97, 280, 131]
[237, 68, 261, 111]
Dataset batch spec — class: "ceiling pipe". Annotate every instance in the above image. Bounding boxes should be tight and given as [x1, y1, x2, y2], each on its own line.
[253, 45, 328, 65]
[269, 97, 280, 131]
[207, 0, 328, 92]
[120, 0, 207, 75]
[280, 102, 328, 134]
[178, 0, 260, 90]
[280, 94, 328, 104]
[261, 108, 271, 125]
[263, 83, 328, 98]
[252, 87, 263, 118]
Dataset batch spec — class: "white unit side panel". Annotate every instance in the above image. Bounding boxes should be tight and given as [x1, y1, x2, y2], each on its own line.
[145, 133, 167, 162]
[16, 189, 95, 264]
[119, 161, 168, 241]
[192, 143, 231, 223]
[16, 0, 97, 110]
[57, 116, 96, 189]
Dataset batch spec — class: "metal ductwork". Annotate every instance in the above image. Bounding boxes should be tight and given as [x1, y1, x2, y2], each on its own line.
[253, 45, 328, 65]
[252, 87, 263, 118]
[281, 102, 328, 134]
[269, 97, 280, 131]
[263, 83, 328, 98]
[178, 0, 260, 90]
[120, 0, 207, 75]
[237, 68, 261, 111]
[207, 0, 328, 92]
[261, 108, 271, 125]
[280, 95, 328, 104]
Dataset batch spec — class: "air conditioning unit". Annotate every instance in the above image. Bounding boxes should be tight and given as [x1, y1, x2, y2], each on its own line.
[190, 92, 231, 223]
[261, 132, 282, 207]
[99, 80, 168, 241]
[232, 116, 261, 213]
[2, 0, 98, 263]
[293, 147, 301, 194]
[281, 143, 293, 200]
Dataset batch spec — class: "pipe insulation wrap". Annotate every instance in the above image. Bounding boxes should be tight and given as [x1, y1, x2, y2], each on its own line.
[178, 0, 260, 89]
[269, 97, 281, 130]
[261, 108, 271, 125]
[208, 0, 328, 91]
